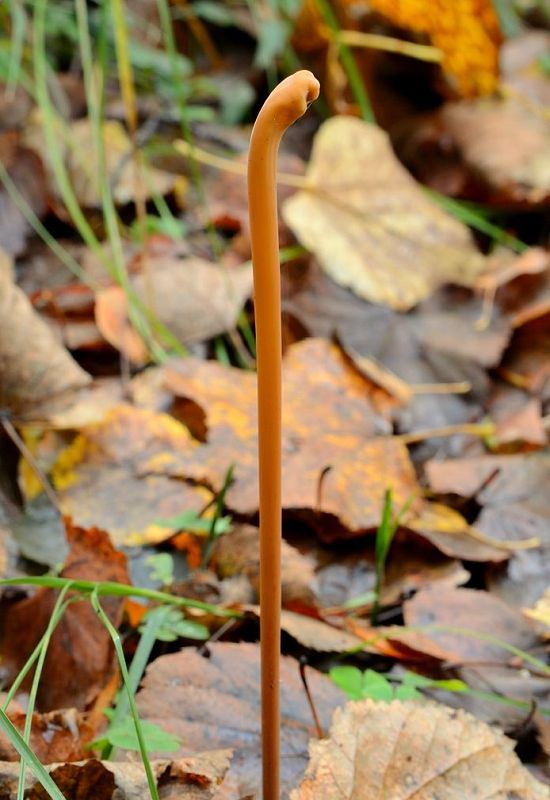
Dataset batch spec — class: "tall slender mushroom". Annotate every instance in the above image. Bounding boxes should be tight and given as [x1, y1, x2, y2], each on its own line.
[248, 71, 320, 800]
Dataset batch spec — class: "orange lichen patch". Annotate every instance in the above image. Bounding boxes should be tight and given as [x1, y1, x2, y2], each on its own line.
[368, 0, 502, 96]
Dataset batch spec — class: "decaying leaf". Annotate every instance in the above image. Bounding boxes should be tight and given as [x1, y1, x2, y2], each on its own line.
[95, 258, 253, 364]
[0, 708, 94, 763]
[439, 98, 550, 205]
[136, 642, 346, 799]
[213, 524, 319, 608]
[427, 453, 550, 608]
[0, 133, 48, 257]
[245, 606, 363, 653]
[140, 339, 419, 539]
[283, 117, 486, 310]
[0, 520, 129, 711]
[51, 405, 210, 547]
[524, 588, 550, 638]
[292, 699, 549, 799]
[399, 586, 538, 664]
[0, 751, 232, 800]
[0, 250, 91, 419]
[25, 117, 179, 208]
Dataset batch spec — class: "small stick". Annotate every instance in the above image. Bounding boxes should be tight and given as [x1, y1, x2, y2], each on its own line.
[248, 71, 319, 800]
[299, 656, 324, 739]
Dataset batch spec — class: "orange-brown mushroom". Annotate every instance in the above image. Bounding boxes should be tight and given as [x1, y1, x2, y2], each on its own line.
[248, 71, 320, 800]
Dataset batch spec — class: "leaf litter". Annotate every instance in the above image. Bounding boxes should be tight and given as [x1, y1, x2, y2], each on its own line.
[1, 4, 550, 799]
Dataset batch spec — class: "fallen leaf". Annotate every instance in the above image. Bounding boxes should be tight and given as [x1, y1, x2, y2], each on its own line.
[213, 524, 319, 609]
[51, 405, 210, 547]
[292, 699, 549, 799]
[500, 314, 550, 395]
[0, 520, 130, 711]
[524, 588, 550, 638]
[283, 117, 486, 310]
[140, 339, 416, 539]
[501, 30, 550, 108]
[439, 98, 550, 205]
[0, 752, 232, 800]
[136, 642, 346, 799]
[488, 386, 547, 450]
[95, 258, 253, 364]
[407, 502, 510, 563]
[283, 260, 506, 442]
[315, 528, 469, 610]
[368, 0, 501, 96]
[25, 117, 178, 208]
[0, 251, 91, 419]
[398, 586, 538, 664]
[245, 606, 363, 652]
[426, 452, 550, 608]
[0, 708, 94, 763]
[0, 133, 48, 257]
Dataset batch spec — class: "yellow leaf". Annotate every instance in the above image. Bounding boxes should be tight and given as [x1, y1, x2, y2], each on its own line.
[283, 117, 485, 310]
[368, 0, 502, 96]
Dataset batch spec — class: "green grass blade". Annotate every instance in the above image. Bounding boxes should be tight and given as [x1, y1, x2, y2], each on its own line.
[0, 576, 238, 617]
[0, 709, 66, 800]
[17, 585, 74, 800]
[91, 591, 160, 800]
[314, 0, 375, 122]
[101, 605, 173, 759]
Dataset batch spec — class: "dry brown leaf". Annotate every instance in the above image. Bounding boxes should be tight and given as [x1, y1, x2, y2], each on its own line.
[213, 524, 319, 608]
[292, 699, 550, 799]
[0, 134, 48, 256]
[283, 117, 485, 311]
[398, 586, 538, 664]
[25, 116, 178, 208]
[95, 258, 253, 364]
[0, 520, 129, 711]
[0, 708, 94, 763]
[440, 99, 550, 205]
[136, 642, 346, 799]
[0, 752, 232, 800]
[140, 339, 416, 538]
[50, 405, 209, 547]
[0, 251, 91, 419]
[245, 606, 363, 652]
[407, 503, 510, 563]
[500, 315, 550, 395]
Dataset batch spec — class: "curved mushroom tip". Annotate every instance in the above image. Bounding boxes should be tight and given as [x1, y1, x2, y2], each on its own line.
[297, 70, 321, 105]
[273, 70, 320, 126]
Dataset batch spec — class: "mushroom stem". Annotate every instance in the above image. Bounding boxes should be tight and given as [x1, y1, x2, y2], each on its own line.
[248, 71, 320, 800]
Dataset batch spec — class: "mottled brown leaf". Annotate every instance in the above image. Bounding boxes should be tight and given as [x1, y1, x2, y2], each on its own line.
[51, 405, 209, 546]
[0, 520, 129, 711]
[292, 700, 550, 799]
[427, 453, 550, 608]
[136, 643, 346, 799]
[213, 524, 319, 608]
[398, 586, 538, 664]
[440, 99, 550, 206]
[0, 251, 91, 419]
[0, 708, 94, 763]
[95, 259, 252, 364]
[0, 752, 232, 800]
[140, 339, 413, 538]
